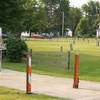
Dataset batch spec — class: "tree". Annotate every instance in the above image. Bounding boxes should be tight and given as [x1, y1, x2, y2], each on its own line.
[0, 0, 70, 36]
[42, 0, 69, 35]
[82, 1, 100, 36]
[24, 0, 48, 34]
[82, 1, 100, 17]
[76, 17, 90, 37]
[0, 0, 28, 35]
[68, 7, 82, 37]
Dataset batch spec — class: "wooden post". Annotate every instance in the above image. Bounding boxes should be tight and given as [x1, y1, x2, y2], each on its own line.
[30, 49, 32, 57]
[70, 43, 73, 51]
[73, 54, 79, 88]
[96, 40, 99, 46]
[26, 49, 32, 94]
[60, 46, 63, 53]
[67, 51, 70, 70]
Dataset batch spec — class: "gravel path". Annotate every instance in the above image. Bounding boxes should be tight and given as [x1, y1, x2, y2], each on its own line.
[0, 69, 100, 100]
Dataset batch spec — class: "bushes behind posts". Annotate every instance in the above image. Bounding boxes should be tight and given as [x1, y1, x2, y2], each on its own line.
[5, 38, 28, 62]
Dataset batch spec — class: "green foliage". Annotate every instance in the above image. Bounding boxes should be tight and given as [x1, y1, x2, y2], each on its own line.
[82, 1, 100, 17]
[42, 0, 69, 33]
[0, 0, 99, 37]
[6, 38, 28, 62]
[0, 0, 69, 35]
[0, 0, 28, 34]
[76, 17, 90, 37]
[68, 7, 82, 36]
[24, 0, 48, 33]
[82, 1, 100, 36]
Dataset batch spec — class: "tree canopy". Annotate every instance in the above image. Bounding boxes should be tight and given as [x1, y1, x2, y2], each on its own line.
[0, 0, 27, 34]
[0, 0, 100, 37]
[68, 7, 82, 36]
[79, 1, 100, 36]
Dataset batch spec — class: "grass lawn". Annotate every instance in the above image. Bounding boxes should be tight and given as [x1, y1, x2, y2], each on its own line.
[2, 38, 100, 82]
[0, 86, 70, 100]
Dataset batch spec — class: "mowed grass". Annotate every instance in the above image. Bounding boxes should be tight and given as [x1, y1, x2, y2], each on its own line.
[2, 38, 100, 82]
[26, 38, 100, 56]
[0, 86, 69, 100]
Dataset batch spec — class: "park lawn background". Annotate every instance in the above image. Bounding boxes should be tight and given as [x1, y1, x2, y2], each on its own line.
[2, 38, 100, 82]
[0, 86, 69, 100]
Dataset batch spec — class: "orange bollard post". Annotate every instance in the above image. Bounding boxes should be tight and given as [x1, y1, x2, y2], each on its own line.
[26, 56, 32, 94]
[26, 49, 32, 94]
[73, 54, 79, 88]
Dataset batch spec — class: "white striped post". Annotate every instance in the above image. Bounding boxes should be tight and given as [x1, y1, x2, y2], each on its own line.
[0, 28, 6, 72]
[26, 49, 32, 94]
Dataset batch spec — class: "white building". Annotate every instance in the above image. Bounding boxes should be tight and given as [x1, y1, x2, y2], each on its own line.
[66, 29, 72, 37]
[96, 23, 100, 38]
[21, 32, 30, 38]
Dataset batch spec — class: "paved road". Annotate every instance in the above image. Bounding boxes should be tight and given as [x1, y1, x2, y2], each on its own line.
[0, 69, 100, 100]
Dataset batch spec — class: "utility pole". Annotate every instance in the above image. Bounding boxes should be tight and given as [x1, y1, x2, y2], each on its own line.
[62, 11, 64, 38]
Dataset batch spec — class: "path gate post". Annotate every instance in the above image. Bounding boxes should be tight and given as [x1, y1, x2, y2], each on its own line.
[26, 49, 32, 94]
[0, 27, 6, 72]
[73, 54, 79, 88]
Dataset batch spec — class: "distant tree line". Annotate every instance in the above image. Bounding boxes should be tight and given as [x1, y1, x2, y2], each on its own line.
[0, 0, 100, 37]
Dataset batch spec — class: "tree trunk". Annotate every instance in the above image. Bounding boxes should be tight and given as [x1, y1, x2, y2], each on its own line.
[72, 29, 75, 37]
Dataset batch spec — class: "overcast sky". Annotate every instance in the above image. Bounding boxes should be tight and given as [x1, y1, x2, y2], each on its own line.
[70, 0, 100, 8]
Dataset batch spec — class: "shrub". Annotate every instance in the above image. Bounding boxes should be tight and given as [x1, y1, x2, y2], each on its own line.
[6, 38, 28, 62]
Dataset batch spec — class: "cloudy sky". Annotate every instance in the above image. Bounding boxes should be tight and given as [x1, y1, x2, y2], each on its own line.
[70, 0, 100, 8]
